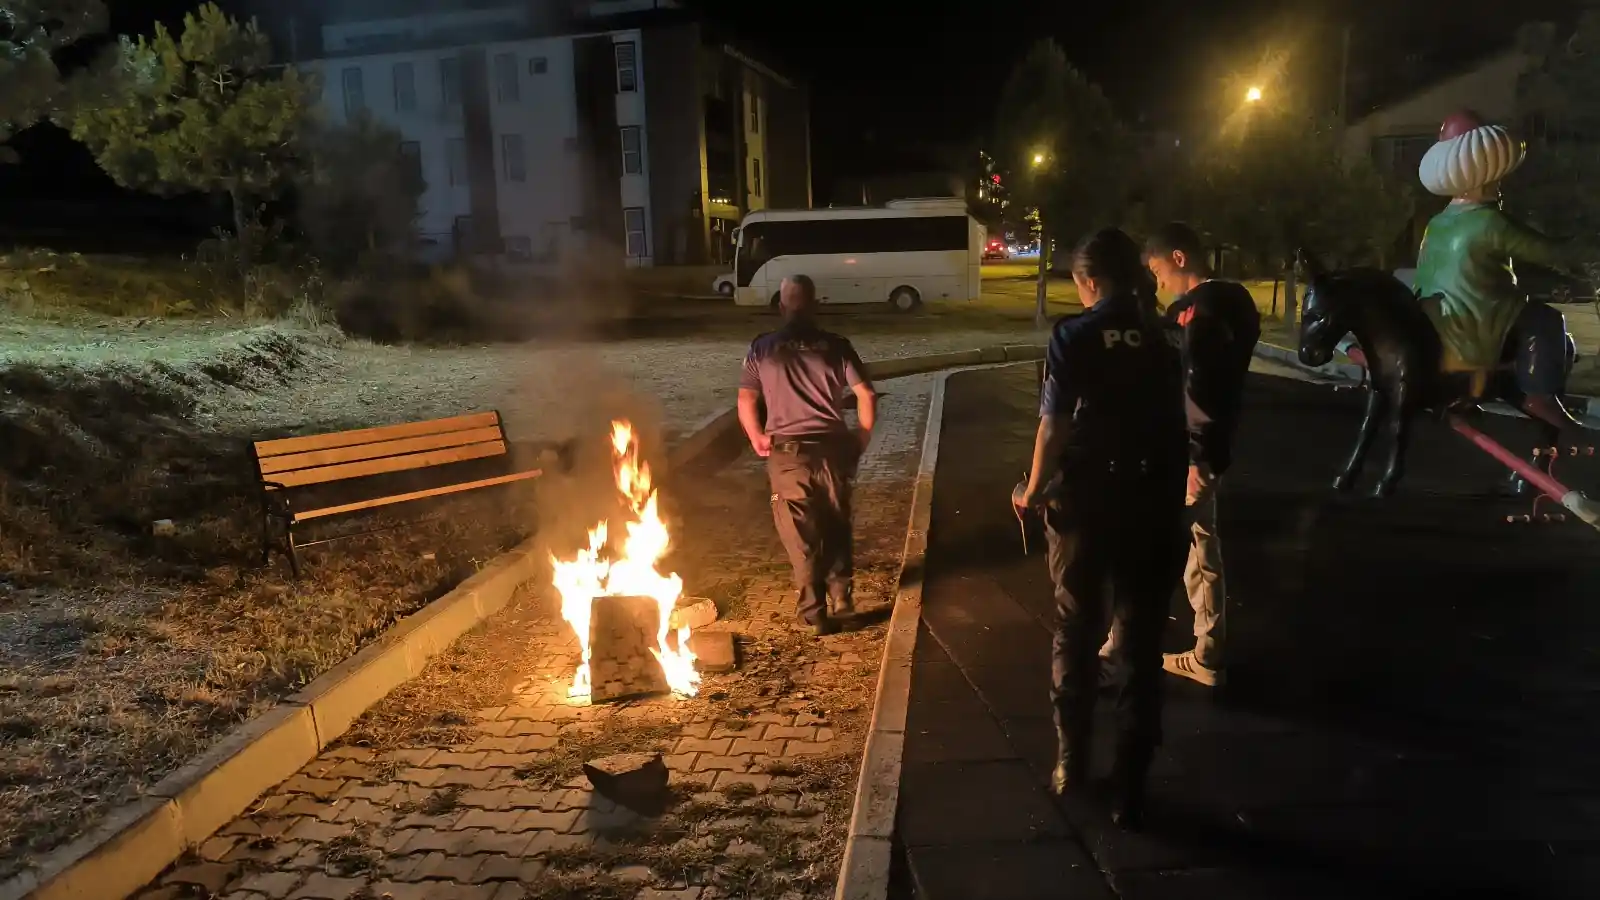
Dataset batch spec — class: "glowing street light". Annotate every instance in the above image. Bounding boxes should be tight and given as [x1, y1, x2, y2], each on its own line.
[1245, 85, 1263, 103]
[1031, 152, 1045, 166]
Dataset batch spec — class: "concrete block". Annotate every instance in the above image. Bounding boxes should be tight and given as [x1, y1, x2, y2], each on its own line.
[688, 631, 736, 674]
[668, 597, 719, 631]
[151, 704, 320, 847]
[400, 587, 487, 662]
[590, 595, 669, 703]
[17, 797, 183, 900]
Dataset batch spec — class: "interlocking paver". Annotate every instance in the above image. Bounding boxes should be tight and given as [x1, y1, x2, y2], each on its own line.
[131, 372, 938, 900]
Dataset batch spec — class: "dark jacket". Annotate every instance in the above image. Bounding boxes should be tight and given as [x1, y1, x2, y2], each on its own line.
[1165, 280, 1261, 475]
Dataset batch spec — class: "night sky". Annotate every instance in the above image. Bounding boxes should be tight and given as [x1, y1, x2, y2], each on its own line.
[0, 0, 1575, 213]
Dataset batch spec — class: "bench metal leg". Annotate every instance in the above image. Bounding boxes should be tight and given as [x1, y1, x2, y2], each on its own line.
[285, 528, 302, 580]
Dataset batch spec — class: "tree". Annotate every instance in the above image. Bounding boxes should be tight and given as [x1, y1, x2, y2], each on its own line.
[0, 0, 108, 161]
[297, 114, 425, 273]
[1508, 14, 1600, 259]
[60, 3, 313, 245]
[993, 39, 1132, 326]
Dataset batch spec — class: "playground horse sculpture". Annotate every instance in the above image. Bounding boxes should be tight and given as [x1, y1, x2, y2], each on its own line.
[1296, 252, 1587, 499]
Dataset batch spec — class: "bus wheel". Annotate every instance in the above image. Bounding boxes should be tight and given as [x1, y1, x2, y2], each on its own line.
[888, 286, 921, 313]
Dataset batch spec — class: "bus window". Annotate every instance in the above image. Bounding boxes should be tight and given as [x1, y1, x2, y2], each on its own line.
[736, 223, 770, 286]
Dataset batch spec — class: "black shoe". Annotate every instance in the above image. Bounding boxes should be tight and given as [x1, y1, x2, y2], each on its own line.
[794, 615, 839, 637]
[1107, 746, 1153, 831]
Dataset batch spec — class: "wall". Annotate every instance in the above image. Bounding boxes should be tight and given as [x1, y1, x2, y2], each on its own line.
[482, 36, 585, 263]
[764, 80, 811, 209]
[612, 29, 654, 267]
[741, 68, 768, 214]
[1341, 50, 1530, 169]
[642, 22, 708, 265]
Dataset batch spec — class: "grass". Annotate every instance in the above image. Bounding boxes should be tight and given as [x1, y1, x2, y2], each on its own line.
[0, 320, 539, 881]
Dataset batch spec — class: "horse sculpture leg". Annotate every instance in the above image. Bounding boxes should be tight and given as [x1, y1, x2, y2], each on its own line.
[1373, 383, 1414, 498]
[1335, 385, 1387, 492]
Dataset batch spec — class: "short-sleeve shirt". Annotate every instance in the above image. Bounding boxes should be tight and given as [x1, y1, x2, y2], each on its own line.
[1040, 293, 1186, 476]
[740, 322, 870, 438]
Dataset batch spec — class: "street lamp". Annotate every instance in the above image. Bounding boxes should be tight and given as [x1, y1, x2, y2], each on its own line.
[1032, 152, 1045, 166]
[1245, 85, 1263, 103]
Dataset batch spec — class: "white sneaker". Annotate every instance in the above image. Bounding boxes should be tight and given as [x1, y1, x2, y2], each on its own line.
[1163, 650, 1223, 687]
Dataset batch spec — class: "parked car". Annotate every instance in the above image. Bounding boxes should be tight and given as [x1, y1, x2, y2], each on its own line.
[982, 237, 1009, 260]
[712, 273, 735, 296]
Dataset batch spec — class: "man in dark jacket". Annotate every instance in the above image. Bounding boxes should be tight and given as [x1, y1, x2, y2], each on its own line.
[737, 275, 878, 636]
[1099, 223, 1260, 688]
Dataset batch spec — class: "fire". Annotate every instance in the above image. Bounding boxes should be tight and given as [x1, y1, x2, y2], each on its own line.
[550, 421, 699, 700]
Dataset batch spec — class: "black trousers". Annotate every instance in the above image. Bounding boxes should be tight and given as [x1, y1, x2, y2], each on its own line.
[767, 435, 860, 622]
[1045, 471, 1188, 757]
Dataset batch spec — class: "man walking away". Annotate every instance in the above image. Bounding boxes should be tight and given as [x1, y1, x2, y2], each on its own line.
[1142, 223, 1260, 687]
[737, 275, 877, 636]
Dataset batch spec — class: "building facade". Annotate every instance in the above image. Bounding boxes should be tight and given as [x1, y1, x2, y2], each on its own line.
[291, 1, 810, 267]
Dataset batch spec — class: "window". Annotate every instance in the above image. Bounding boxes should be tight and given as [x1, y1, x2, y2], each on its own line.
[614, 41, 637, 93]
[440, 56, 461, 109]
[447, 138, 467, 186]
[398, 141, 422, 184]
[529, 57, 548, 75]
[620, 126, 642, 175]
[392, 62, 416, 112]
[750, 96, 760, 133]
[504, 235, 533, 260]
[341, 67, 365, 118]
[751, 158, 762, 196]
[493, 52, 519, 103]
[623, 207, 648, 258]
[501, 133, 526, 182]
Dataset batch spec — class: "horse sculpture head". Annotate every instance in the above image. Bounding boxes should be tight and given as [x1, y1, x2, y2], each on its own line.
[1295, 249, 1346, 368]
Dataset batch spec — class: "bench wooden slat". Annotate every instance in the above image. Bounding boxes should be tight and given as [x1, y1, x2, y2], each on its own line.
[269, 440, 507, 488]
[254, 412, 502, 459]
[258, 426, 506, 476]
[291, 469, 544, 522]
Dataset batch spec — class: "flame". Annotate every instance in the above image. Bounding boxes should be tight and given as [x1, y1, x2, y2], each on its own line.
[550, 421, 699, 700]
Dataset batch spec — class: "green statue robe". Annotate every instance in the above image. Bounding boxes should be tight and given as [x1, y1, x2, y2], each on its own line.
[1414, 201, 1569, 372]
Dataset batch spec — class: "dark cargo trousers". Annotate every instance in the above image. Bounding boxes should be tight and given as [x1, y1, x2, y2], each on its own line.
[1045, 469, 1188, 766]
[767, 435, 860, 623]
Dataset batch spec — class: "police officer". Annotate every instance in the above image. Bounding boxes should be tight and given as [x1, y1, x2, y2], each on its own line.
[737, 275, 878, 636]
[1013, 228, 1189, 829]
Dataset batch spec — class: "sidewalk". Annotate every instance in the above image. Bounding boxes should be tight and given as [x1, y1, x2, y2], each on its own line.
[894, 365, 1600, 900]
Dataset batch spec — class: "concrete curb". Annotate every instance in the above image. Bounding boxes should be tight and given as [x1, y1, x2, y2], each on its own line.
[2, 536, 543, 900]
[834, 370, 954, 900]
[1253, 342, 1600, 418]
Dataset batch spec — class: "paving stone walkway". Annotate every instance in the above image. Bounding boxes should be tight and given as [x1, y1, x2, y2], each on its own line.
[895, 365, 1600, 900]
[134, 375, 938, 900]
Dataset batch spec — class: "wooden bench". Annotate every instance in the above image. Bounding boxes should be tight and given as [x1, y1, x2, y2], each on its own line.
[250, 411, 549, 577]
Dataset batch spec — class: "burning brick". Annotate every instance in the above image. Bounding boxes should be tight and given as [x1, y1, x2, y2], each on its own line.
[688, 631, 736, 674]
[668, 596, 719, 632]
[589, 595, 670, 703]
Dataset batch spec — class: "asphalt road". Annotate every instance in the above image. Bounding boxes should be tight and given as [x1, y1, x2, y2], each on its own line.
[893, 364, 1600, 900]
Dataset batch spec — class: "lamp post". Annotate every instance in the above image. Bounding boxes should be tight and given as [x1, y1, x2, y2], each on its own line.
[1030, 150, 1050, 328]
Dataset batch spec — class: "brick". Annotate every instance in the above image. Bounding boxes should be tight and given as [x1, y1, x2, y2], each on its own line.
[468, 736, 523, 753]
[366, 884, 435, 900]
[501, 705, 547, 720]
[505, 720, 558, 737]
[458, 789, 510, 810]
[476, 706, 506, 721]
[470, 854, 529, 882]
[764, 726, 818, 742]
[713, 772, 774, 792]
[711, 722, 765, 740]
[663, 753, 699, 772]
[480, 751, 528, 769]
[281, 776, 346, 798]
[163, 861, 240, 894]
[525, 831, 590, 855]
[678, 722, 713, 739]
[784, 741, 831, 757]
[289, 873, 366, 899]
[503, 787, 556, 809]
[674, 737, 732, 755]
[491, 884, 530, 900]
[396, 827, 459, 853]
[455, 830, 536, 857]
[515, 734, 559, 752]
[817, 728, 837, 742]
[280, 796, 332, 818]
[224, 837, 305, 866]
[636, 889, 703, 900]
[401, 851, 481, 882]
[337, 782, 399, 803]
[331, 798, 388, 824]
[515, 808, 581, 832]
[325, 746, 376, 761]
[235, 870, 302, 896]
[729, 738, 786, 756]
[692, 754, 751, 772]
[326, 760, 372, 779]
[476, 719, 516, 737]
[433, 769, 498, 789]
[429, 750, 488, 769]
[455, 809, 523, 831]
[197, 834, 242, 861]
[286, 818, 349, 843]
[384, 748, 438, 766]
[395, 767, 442, 786]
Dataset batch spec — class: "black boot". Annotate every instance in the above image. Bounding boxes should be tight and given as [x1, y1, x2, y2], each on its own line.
[1108, 743, 1154, 830]
[1051, 721, 1088, 796]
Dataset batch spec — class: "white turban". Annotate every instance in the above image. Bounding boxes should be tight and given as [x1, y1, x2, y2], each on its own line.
[1418, 124, 1526, 197]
